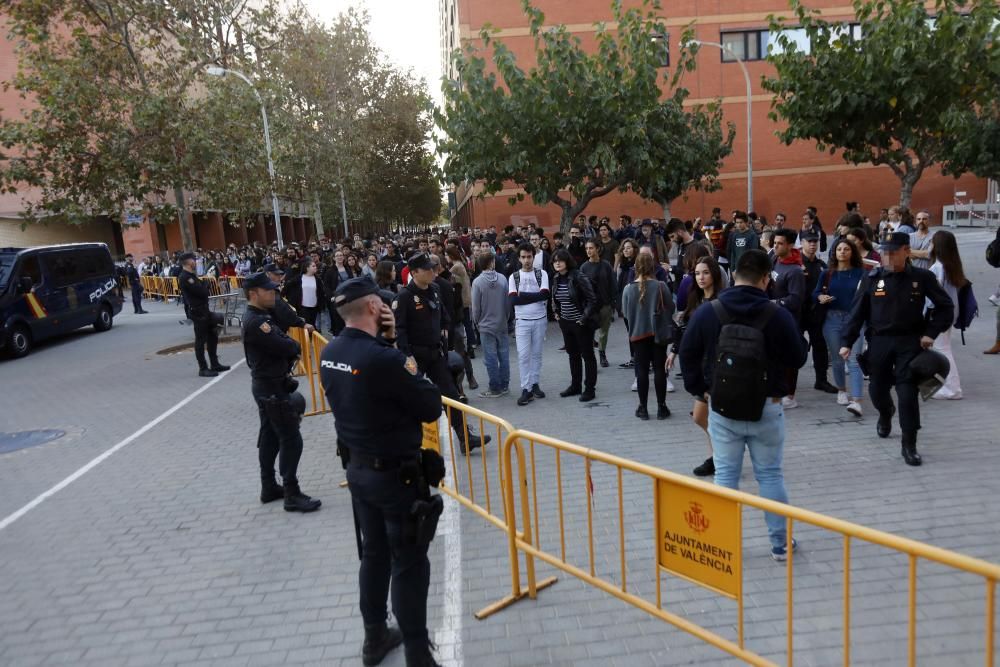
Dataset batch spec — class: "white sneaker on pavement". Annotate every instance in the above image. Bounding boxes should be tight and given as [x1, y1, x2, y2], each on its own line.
[781, 396, 799, 409]
[989, 294, 1000, 307]
[631, 378, 638, 392]
[847, 400, 863, 416]
[837, 391, 849, 406]
[667, 378, 676, 392]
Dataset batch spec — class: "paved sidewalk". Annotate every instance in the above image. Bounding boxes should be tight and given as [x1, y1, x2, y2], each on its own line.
[0, 230, 998, 666]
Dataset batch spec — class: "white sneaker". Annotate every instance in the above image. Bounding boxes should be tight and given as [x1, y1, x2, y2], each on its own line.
[631, 378, 638, 392]
[989, 294, 1000, 307]
[837, 391, 849, 406]
[781, 396, 799, 409]
[846, 400, 862, 416]
[667, 378, 676, 393]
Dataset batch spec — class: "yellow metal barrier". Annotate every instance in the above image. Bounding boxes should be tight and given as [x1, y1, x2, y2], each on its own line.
[499, 428, 1000, 667]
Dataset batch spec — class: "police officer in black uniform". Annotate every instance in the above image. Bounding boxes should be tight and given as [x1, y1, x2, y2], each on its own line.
[242, 272, 321, 512]
[178, 252, 229, 377]
[320, 277, 443, 667]
[123, 254, 147, 314]
[393, 253, 489, 452]
[841, 232, 954, 466]
[262, 263, 314, 334]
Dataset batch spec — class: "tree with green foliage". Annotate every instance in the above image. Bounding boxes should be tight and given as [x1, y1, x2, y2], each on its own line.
[764, 0, 1000, 207]
[437, 0, 730, 235]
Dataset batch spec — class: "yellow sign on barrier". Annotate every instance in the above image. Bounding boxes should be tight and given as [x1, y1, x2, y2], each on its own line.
[422, 421, 440, 453]
[656, 478, 742, 599]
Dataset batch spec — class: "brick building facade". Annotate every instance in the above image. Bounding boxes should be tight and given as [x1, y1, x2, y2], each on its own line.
[442, 0, 988, 232]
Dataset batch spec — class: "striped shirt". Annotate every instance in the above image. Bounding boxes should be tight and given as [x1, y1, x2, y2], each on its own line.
[554, 276, 582, 322]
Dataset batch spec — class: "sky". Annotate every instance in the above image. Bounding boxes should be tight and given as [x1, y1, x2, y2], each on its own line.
[300, 0, 444, 106]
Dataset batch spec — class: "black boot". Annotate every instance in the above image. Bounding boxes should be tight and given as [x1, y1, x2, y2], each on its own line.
[362, 623, 403, 666]
[656, 403, 671, 420]
[599, 351, 609, 368]
[283, 481, 321, 513]
[211, 361, 231, 372]
[260, 477, 284, 504]
[579, 388, 596, 402]
[199, 368, 218, 377]
[901, 433, 922, 467]
[405, 643, 442, 667]
[814, 377, 839, 394]
[459, 431, 491, 455]
[635, 405, 649, 421]
[693, 457, 715, 477]
[876, 403, 896, 438]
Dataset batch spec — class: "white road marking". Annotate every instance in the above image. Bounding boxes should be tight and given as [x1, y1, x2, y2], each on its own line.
[0, 360, 246, 533]
[435, 417, 464, 667]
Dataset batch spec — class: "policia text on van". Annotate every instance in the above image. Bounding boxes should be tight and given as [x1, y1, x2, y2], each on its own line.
[0, 244, 123, 358]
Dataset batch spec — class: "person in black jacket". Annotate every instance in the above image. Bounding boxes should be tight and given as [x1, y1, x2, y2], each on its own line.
[582, 239, 616, 367]
[178, 252, 229, 377]
[551, 249, 599, 402]
[283, 258, 325, 328]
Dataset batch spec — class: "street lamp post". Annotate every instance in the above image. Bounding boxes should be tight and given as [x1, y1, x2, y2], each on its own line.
[205, 66, 285, 249]
[689, 40, 754, 214]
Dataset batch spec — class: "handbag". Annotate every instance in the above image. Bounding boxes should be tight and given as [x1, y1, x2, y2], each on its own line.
[809, 268, 834, 327]
[654, 282, 675, 346]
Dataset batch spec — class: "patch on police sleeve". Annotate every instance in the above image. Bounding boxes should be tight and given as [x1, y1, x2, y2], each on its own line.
[188, 277, 195, 284]
[404, 356, 418, 375]
[391, 300, 398, 310]
[260, 322, 272, 334]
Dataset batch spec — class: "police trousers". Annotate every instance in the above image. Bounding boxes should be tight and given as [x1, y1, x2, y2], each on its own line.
[867, 335, 922, 437]
[192, 316, 220, 369]
[253, 389, 303, 484]
[412, 346, 469, 437]
[347, 463, 430, 651]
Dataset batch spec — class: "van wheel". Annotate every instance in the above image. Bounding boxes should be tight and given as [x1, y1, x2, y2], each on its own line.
[94, 304, 113, 332]
[7, 323, 32, 358]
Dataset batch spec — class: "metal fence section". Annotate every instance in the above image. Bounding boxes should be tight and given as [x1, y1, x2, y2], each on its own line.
[499, 428, 1000, 667]
[287, 327, 329, 417]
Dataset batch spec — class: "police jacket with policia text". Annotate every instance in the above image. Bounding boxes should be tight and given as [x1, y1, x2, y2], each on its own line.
[242, 305, 301, 383]
[841, 264, 954, 349]
[392, 282, 451, 356]
[179, 269, 210, 320]
[319, 328, 442, 459]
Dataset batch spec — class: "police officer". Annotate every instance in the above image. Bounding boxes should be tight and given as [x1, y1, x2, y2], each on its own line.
[178, 252, 229, 377]
[262, 263, 314, 334]
[393, 253, 489, 452]
[841, 232, 954, 466]
[123, 254, 147, 314]
[320, 277, 443, 667]
[242, 272, 321, 512]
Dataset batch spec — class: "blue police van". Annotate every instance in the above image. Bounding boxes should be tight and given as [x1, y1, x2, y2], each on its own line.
[0, 243, 124, 358]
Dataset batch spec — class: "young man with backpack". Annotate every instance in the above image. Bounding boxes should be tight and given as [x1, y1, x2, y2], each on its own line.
[678, 250, 807, 561]
[509, 243, 550, 406]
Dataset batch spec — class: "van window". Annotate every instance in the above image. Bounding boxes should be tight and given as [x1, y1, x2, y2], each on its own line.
[20, 255, 42, 286]
[45, 252, 84, 287]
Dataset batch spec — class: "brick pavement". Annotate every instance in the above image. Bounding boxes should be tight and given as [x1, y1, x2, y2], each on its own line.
[0, 229, 998, 666]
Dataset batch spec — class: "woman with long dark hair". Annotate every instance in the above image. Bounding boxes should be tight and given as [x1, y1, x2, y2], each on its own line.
[551, 249, 599, 402]
[668, 256, 722, 474]
[621, 253, 672, 420]
[846, 227, 880, 268]
[815, 239, 866, 415]
[615, 239, 639, 369]
[928, 230, 966, 399]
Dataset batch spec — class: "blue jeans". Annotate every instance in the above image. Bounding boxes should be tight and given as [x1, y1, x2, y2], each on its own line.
[822, 310, 864, 398]
[708, 401, 789, 549]
[479, 330, 510, 392]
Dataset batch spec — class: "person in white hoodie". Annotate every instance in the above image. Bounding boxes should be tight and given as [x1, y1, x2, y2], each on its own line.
[471, 253, 511, 397]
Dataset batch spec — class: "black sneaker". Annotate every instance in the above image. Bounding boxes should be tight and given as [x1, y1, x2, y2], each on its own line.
[656, 404, 671, 420]
[579, 389, 595, 402]
[531, 384, 546, 399]
[619, 359, 634, 369]
[210, 363, 231, 372]
[559, 385, 582, 398]
[199, 368, 218, 378]
[517, 390, 533, 406]
[635, 405, 649, 421]
[692, 457, 715, 477]
[814, 379, 839, 394]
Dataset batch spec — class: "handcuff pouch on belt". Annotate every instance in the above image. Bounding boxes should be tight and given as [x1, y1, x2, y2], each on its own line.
[400, 456, 444, 547]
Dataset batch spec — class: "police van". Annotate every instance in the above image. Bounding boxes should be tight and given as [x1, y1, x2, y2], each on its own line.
[0, 243, 124, 358]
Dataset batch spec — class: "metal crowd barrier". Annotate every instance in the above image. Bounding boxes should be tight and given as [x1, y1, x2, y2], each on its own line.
[497, 429, 1000, 667]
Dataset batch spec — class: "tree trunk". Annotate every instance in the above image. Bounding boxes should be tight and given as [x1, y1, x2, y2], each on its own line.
[559, 206, 575, 236]
[173, 185, 194, 251]
[661, 200, 673, 220]
[312, 190, 324, 241]
[898, 168, 922, 208]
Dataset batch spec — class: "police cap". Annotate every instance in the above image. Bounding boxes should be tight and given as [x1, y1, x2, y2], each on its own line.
[333, 276, 380, 307]
[178, 252, 196, 262]
[243, 272, 280, 291]
[261, 263, 284, 275]
[407, 253, 435, 272]
[879, 231, 910, 251]
[801, 229, 821, 243]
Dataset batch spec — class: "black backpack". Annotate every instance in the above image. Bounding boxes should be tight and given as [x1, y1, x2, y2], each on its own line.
[987, 229, 1000, 268]
[709, 300, 778, 422]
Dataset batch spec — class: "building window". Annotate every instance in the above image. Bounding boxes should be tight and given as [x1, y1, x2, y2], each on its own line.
[651, 32, 669, 67]
[720, 30, 769, 62]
